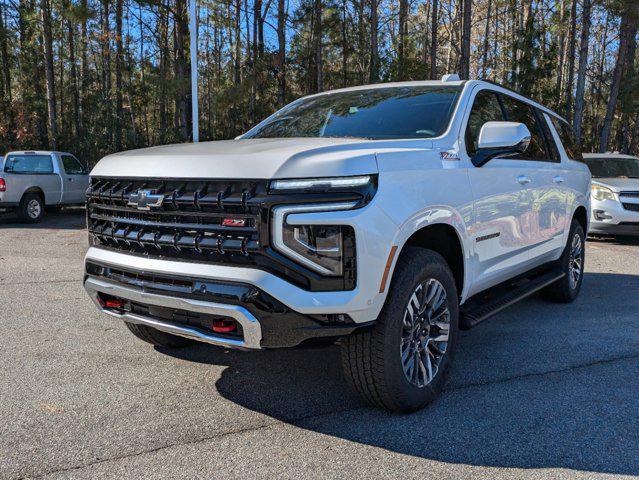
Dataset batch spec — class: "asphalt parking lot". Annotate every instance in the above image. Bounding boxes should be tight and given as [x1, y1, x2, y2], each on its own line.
[1, 211, 638, 480]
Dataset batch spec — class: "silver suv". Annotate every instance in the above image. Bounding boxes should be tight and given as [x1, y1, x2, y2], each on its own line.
[0, 151, 89, 222]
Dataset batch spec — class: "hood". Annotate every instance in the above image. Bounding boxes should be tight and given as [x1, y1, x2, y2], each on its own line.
[90, 138, 381, 179]
[593, 177, 639, 192]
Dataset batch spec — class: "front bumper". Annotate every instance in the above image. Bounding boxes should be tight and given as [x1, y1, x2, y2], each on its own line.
[84, 260, 370, 349]
[590, 197, 639, 236]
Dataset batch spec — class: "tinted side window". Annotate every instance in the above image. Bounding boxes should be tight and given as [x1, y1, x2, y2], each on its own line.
[4, 154, 54, 174]
[500, 95, 549, 161]
[465, 90, 506, 155]
[550, 116, 584, 162]
[61, 155, 85, 174]
[537, 111, 560, 162]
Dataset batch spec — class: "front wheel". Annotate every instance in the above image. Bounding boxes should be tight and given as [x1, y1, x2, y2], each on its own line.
[341, 248, 459, 413]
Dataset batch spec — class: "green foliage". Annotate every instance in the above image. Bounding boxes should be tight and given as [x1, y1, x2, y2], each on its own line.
[0, 0, 638, 162]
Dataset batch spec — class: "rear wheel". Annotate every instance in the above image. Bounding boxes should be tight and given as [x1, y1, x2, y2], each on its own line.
[341, 248, 459, 413]
[124, 322, 195, 348]
[541, 219, 585, 303]
[18, 193, 44, 223]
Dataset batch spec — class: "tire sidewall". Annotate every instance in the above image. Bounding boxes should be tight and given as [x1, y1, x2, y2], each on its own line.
[377, 249, 459, 411]
[562, 221, 586, 300]
[20, 194, 44, 223]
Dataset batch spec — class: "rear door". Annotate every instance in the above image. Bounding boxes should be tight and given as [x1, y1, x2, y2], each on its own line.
[59, 154, 89, 204]
[463, 88, 536, 295]
[499, 95, 569, 264]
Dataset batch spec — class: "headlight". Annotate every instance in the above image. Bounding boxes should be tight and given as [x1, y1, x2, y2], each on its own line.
[272, 202, 357, 276]
[591, 184, 616, 202]
[282, 225, 347, 275]
[270, 176, 371, 191]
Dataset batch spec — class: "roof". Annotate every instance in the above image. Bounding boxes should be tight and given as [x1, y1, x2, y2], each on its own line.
[4, 150, 73, 156]
[583, 153, 639, 160]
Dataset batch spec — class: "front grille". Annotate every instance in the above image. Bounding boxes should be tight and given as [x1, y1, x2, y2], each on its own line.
[620, 191, 639, 199]
[622, 203, 639, 212]
[87, 177, 363, 291]
[87, 178, 267, 262]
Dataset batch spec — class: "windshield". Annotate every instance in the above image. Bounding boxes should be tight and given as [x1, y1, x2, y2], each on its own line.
[584, 156, 639, 178]
[244, 86, 462, 140]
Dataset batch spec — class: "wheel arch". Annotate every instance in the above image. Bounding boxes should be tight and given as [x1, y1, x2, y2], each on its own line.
[22, 187, 46, 203]
[392, 222, 467, 300]
[572, 204, 588, 234]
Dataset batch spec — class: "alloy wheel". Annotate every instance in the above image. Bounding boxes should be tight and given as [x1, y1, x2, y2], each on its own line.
[400, 279, 451, 388]
[27, 199, 41, 219]
[568, 232, 583, 289]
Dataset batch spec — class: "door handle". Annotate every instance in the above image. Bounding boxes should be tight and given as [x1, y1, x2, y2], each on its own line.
[553, 176, 565, 184]
[516, 175, 532, 185]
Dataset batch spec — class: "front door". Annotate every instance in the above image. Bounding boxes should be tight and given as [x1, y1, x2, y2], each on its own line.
[60, 154, 89, 204]
[462, 88, 535, 296]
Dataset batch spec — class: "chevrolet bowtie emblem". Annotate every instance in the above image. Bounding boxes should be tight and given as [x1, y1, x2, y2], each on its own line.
[128, 189, 165, 211]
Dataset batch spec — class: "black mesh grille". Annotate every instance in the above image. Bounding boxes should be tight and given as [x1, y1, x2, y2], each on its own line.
[622, 202, 639, 212]
[87, 178, 267, 260]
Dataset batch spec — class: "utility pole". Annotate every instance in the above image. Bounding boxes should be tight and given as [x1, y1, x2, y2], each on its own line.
[189, 0, 199, 142]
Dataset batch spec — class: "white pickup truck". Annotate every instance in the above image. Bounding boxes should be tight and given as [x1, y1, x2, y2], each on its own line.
[83, 77, 591, 412]
[0, 151, 89, 222]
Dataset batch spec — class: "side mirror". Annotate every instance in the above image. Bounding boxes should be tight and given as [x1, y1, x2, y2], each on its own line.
[472, 121, 531, 167]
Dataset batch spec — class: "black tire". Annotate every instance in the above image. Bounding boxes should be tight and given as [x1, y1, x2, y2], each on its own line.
[541, 219, 585, 303]
[341, 247, 459, 413]
[18, 193, 45, 223]
[124, 321, 195, 348]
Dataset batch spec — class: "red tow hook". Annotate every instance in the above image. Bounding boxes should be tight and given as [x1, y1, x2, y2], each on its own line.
[211, 320, 237, 333]
[104, 298, 126, 310]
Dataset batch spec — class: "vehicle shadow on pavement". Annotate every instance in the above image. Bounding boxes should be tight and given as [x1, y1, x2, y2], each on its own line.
[161, 271, 639, 476]
[0, 209, 86, 229]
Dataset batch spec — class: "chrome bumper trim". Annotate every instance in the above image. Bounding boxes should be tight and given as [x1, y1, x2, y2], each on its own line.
[84, 277, 262, 349]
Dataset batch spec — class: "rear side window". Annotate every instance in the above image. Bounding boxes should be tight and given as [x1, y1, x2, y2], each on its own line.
[550, 116, 584, 162]
[61, 155, 86, 175]
[465, 90, 506, 156]
[4, 154, 54, 174]
[499, 95, 551, 161]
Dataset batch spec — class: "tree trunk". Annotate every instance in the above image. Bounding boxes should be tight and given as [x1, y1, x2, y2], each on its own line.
[234, 0, 241, 84]
[563, 0, 577, 119]
[67, 18, 80, 138]
[480, 0, 492, 78]
[101, 0, 112, 146]
[277, 0, 286, 104]
[114, 0, 123, 150]
[572, 0, 591, 143]
[341, 0, 348, 86]
[397, 0, 407, 80]
[41, 0, 57, 149]
[314, 0, 323, 92]
[174, 0, 189, 140]
[459, 0, 471, 79]
[430, 0, 438, 79]
[555, 0, 565, 108]
[369, 0, 379, 82]
[79, 0, 87, 133]
[0, 1, 12, 103]
[599, 1, 639, 152]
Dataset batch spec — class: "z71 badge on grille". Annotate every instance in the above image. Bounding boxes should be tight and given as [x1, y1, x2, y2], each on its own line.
[128, 189, 165, 210]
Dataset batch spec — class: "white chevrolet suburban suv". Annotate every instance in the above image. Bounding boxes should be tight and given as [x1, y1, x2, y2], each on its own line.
[83, 78, 591, 412]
